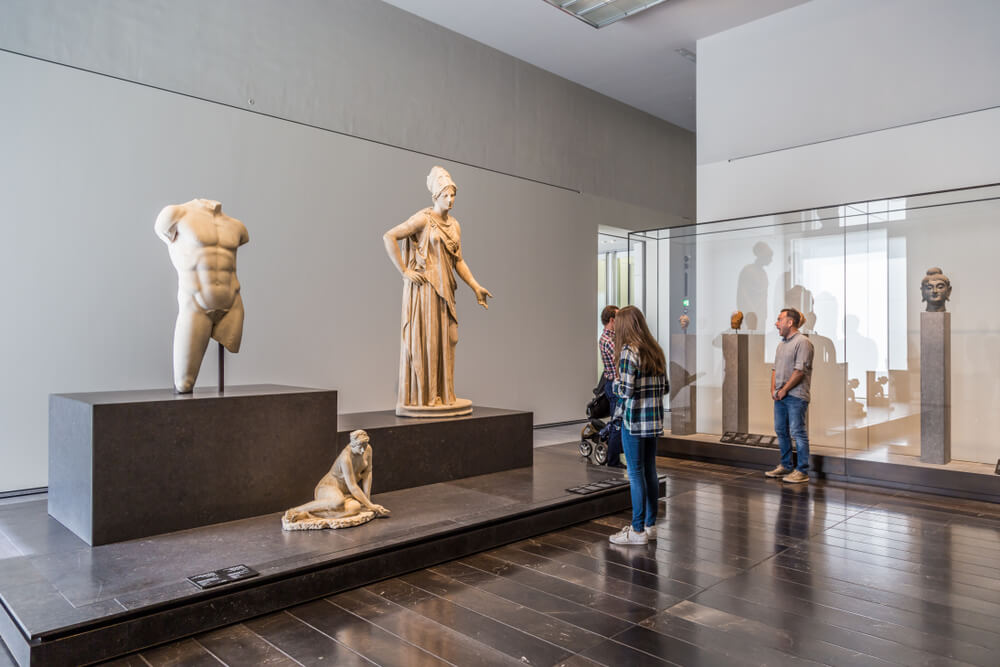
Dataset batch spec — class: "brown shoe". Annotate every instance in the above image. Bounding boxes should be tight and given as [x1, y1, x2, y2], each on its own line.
[764, 465, 791, 478]
[782, 469, 809, 484]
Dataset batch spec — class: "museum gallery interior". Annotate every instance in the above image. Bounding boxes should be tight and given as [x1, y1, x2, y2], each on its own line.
[2, 1, 1000, 665]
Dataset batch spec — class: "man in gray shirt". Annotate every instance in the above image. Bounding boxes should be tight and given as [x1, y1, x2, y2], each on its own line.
[765, 308, 815, 483]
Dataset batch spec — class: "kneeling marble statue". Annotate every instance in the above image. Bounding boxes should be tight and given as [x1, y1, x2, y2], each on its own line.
[282, 430, 390, 531]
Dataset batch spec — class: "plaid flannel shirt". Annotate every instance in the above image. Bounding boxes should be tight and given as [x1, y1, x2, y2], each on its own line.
[613, 344, 667, 437]
[599, 328, 616, 381]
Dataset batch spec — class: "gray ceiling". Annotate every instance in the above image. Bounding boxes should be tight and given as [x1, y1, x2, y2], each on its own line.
[382, 0, 810, 131]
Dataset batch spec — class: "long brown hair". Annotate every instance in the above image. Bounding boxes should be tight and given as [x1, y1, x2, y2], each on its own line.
[614, 306, 665, 376]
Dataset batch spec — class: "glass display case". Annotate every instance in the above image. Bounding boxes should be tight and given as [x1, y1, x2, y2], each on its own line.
[629, 183, 1000, 480]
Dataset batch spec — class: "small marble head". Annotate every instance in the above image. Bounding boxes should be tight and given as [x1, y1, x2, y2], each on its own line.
[920, 267, 952, 312]
[679, 314, 690, 331]
[730, 310, 744, 331]
[349, 429, 370, 454]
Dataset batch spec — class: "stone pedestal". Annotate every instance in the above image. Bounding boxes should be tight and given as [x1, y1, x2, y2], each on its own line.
[722, 333, 749, 434]
[669, 334, 696, 435]
[48, 385, 339, 545]
[920, 312, 951, 464]
[337, 407, 533, 493]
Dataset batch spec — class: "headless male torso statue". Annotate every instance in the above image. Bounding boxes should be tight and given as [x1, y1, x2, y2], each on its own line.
[155, 199, 249, 393]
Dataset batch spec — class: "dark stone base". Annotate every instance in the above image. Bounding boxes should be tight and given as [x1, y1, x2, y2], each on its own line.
[48, 385, 339, 545]
[658, 435, 1000, 504]
[0, 445, 659, 667]
[337, 407, 533, 494]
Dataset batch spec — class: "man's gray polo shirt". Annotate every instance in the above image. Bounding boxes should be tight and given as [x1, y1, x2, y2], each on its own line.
[774, 331, 815, 401]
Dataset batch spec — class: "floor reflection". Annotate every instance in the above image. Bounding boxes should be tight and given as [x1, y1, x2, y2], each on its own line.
[89, 455, 1000, 667]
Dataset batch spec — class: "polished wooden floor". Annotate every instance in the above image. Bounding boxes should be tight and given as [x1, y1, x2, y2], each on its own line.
[15, 456, 999, 667]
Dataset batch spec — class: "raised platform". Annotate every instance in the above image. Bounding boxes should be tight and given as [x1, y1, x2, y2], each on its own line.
[0, 444, 660, 666]
[658, 433, 1000, 504]
[337, 406, 533, 494]
[48, 385, 339, 545]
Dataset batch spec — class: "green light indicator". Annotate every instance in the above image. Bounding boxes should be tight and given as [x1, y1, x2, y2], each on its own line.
[682, 299, 690, 307]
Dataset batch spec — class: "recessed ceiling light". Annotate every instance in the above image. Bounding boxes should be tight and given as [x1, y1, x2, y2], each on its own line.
[543, 0, 672, 29]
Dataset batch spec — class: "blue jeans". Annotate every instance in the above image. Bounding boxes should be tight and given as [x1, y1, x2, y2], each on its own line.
[602, 381, 623, 465]
[622, 428, 658, 532]
[774, 395, 809, 473]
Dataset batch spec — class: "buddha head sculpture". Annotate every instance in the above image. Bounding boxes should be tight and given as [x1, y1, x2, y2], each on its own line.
[730, 310, 744, 331]
[920, 267, 952, 312]
[679, 314, 690, 332]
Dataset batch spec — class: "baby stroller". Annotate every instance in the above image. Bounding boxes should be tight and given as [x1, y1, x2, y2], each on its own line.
[579, 380, 621, 465]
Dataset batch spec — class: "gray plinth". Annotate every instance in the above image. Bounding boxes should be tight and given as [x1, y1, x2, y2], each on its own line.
[48, 385, 338, 545]
[669, 334, 697, 435]
[336, 407, 533, 494]
[722, 333, 749, 434]
[920, 312, 951, 464]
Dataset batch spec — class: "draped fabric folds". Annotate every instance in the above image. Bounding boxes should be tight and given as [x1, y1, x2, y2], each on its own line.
[398, 209, 463, 408]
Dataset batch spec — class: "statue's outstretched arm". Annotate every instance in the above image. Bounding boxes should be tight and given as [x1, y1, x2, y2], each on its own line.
[455, 258, 493, 309]
[339, 454, 388, 516]
[361, 451, 373, 497]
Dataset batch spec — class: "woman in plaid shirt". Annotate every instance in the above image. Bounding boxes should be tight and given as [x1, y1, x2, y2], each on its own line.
[610, 306, 668, 545]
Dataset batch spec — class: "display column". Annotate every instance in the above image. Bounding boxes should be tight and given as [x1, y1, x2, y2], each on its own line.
[722, 333, 749, 434]
[920, 311, 951, 464]
[669, 235, 696, 435]
[670, 333, 696, 434]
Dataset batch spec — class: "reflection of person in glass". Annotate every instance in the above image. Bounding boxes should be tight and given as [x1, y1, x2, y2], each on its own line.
[920, 267, 952, 312]
[608, 306, 668, 545]
[765, 309, 815, 484]
[737, 241, 772, 330]
[383, 167, 493, 417]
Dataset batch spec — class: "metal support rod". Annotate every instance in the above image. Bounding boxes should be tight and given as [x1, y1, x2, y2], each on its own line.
[218, 343, 225, 393]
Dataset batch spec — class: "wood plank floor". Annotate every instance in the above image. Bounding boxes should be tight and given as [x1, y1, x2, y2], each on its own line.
[82, 457, 1000, 667]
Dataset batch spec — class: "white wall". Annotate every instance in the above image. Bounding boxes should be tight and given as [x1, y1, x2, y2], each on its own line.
[0, 0, 695, 219]
[697, 0, 1000, 220]
[0, 1, 693, 492]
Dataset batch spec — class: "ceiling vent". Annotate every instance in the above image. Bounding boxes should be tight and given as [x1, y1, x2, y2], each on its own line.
[543, 0, 671, 29]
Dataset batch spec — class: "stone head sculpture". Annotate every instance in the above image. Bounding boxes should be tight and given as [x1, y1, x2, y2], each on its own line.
[920, 267, 952, 312]
[730, 310, 744, 331]
[679, 314, 690, 332]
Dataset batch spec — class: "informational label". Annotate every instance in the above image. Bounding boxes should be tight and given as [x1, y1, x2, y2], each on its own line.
[566, 477, 630, 495]
[188, 564, 259, 590]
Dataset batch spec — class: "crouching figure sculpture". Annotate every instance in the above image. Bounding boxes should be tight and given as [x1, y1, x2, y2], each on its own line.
[282, 429, 391, 530]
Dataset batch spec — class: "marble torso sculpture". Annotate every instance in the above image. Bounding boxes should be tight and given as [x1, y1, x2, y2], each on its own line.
[155, 199, 249, 393]
[730, 310, 744, 331]
[921, 267, 952, 312]
[282, 430, 390, 530]
[383, 167, 492, 417]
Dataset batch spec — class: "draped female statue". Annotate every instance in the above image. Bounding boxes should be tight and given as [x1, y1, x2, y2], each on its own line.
[383, 167, 492, 417]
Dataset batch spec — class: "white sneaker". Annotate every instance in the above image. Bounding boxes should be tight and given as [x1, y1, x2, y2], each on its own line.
[645, 525, 657, 539]
[609, 526, 648, 545]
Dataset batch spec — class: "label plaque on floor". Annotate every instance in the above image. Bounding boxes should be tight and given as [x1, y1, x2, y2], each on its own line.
[188, 564, 259, 589]
[566, 477, 630, 494]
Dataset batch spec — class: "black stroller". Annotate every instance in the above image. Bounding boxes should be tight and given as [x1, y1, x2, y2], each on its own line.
[579, 379, 621, 466]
